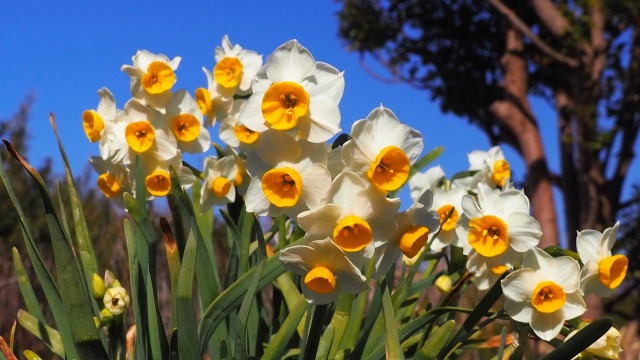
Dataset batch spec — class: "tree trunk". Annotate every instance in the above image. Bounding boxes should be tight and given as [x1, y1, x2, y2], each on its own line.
[490, 25, 559, 247]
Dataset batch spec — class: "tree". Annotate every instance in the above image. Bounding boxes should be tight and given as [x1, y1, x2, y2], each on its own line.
[337, 0, 640, 251]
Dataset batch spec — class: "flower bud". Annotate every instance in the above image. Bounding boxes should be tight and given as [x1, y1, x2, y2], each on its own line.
[435, 274, 452, 293]
[103, 286, 130, 315]
[104, 270, 116, 288]
[100, 308, 114, 326]
[92, 273, 106, 300]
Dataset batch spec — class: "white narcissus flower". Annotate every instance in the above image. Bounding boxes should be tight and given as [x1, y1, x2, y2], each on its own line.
[162, 89, 211, 154]
[110, 99, 178, 166]
[279, 237, 368, 305]
[200, 156, 238, 213]
[122, 50, 181, 112]
[82, 87, 122, 160]
[456, 183, 541, 261]
[245, 130, 331, 218]
[341, 106, 423, 192]
[430, 186, 467, 251]
[196, 67, 233, 127]
[89, 157, 131, 208]
[219, 99, 260, 152]
[211, 35, 263, 98]
[374, 188, 440, 276]
[576, 222, 628, 298]
[103, 286, 130, 316]
[566, 326, 622, 359]
[408, 166, 445, 201]
[502, 248, 586, 341]
[297, 170, 400, 268]
[134, 151, 194, 199]
[455, 146, 511, 190]
[239, 39, 345, 143]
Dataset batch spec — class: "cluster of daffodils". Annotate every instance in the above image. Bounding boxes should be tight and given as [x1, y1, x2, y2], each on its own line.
[92, 271, 130, 327]
[84, 37, 628, 351]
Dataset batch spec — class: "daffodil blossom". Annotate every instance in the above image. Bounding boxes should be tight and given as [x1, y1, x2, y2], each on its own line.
[245, 130, 331, 218]
[122, 50, 181, 112]
[502, 248, 586, 341]
[110, 99, 178, 166]
[297, 170, 400, 268]
[455, 146, 511, 190]
[211, 35, 263, 98]
[374, 188, 440, 276]
[161, 89, 211, 154]
[200, 156, 238, 213]
[279, 237, 368, 305]
[466, 251, 516, 290]
[430, 186, 467, 251]
[134, 151, 194, 199]
[341, 106, 423, 192]
[576, 222, 628, 298]
[408, 165, 446, 201]
[566, 326, 622, 359]
[219, 99, 260, 152]
[82, 87, 121, 160]
[103, 286, 130, 316]
[196, 67, 234, 127]
[239, 39, 344, 143]
[89, 156, 130, 208]
[456, 183, 542, 262]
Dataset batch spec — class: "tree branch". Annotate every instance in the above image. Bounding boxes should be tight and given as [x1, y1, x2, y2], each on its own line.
[529, 0, 570, 38]
[487, 0, 579, 68]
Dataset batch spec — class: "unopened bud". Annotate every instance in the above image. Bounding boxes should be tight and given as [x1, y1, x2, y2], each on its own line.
[100, 308, 114, 326]
[435, 274, 453, 293]
[92, 273, 106, 300]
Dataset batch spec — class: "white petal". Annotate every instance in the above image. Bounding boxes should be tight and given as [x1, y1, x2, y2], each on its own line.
[601, 222, 620, 253]
[461, 195, 483, 219]
[341, 139, 374, 173]
[506, 213, 542, 252]
[504, 299, 533, 324]
[266, 40, 316, 83]
[238, 91, 269, 132]
[301, 282, 338, 305]
[300, 164, 332, 209]
[530, 310, 565, 341]
[502, 268, 537, 302]
[257, 130, 300, 165]
[297, 204, 343, 237]
[245, 178, 270, 215]
[500, 190, 530, 214]
[546, 256, 581, 292]
[562, 292, 586, 320]
[305, 62, 345, 103]
[301, 96, 341, 143]
[477, 183, 503, 215]
[521, 247, 552, 272]
[576, 229, 604, 263]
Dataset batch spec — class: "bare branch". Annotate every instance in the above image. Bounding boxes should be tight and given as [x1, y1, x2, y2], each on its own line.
[487, 0, 579, 68]
[529, 0, 570, 38]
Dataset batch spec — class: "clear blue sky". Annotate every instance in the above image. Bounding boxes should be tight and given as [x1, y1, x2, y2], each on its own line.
[1, 1, 637, 244]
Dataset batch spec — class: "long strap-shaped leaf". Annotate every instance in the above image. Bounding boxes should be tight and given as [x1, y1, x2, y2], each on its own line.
[539, 318, 613, 360]
[176, 229, 199, 359]
[12, 249, 46, 323]
[17, 310, 64, 358]
[3, 140, 106, 359]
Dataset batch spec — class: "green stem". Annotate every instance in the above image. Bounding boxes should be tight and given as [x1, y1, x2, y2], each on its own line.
[303, 304, 328, 360]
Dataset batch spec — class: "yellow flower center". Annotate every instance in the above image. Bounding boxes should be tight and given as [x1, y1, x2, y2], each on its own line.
[333, 216, 372, 252]
[141, 61, 175, 94]
[195, 88, 213, 115]
[468, 215, 509, 257]
[261, 81, 310, 130]
[233, 124, 260, 144]
[172, 114, 200, 142]
[145, 169, 171, 197]
[492, 160, 511, 188]
[261, 167, 302, 207]
[212, 177, 232, 198]
[234, 161, 246, 187]
[491, 265, 510, 275]
[367, 146, 410, 191]
[399, 226, 430, 258]
[214, 57, 244, 88]
[437, 204, 459, 231]
[125, 121, 155, 153]
[97, 173, 121, 199]
[82, 110, 104, 143]
[531, 281, 566, 313]
[598, 254, 628, 289]
[304, 266, 336, 294]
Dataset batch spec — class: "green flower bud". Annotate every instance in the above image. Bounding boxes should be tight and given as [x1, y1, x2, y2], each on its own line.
[92, 273, 106, 300]
[435, 274, 452, 293]
[100, 307, 114, 326]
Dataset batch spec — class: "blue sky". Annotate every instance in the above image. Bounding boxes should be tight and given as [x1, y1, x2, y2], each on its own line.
[1, 1, 637, 244]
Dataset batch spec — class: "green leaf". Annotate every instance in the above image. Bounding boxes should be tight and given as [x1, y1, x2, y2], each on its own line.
[379, 284, 404, 360]
[17, 310, 64, 358]
[198, 248, 289, 353]
[236, 259, 266, 359]
[0, 145, 81, 360]
[176, 229, 199, 360]
[539, 318, 613, 360]
[409, 146, 444, 177]
[12, 249, 46, 324]
[326, 294, 352, 359]
[414, 320, 456, 360]
[3, 140, 106, 359]
[22, 350, 42, 360]
[261, 296, 307, 360]
[123, 219, 147, 360]
[50, 115, 98, 285]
